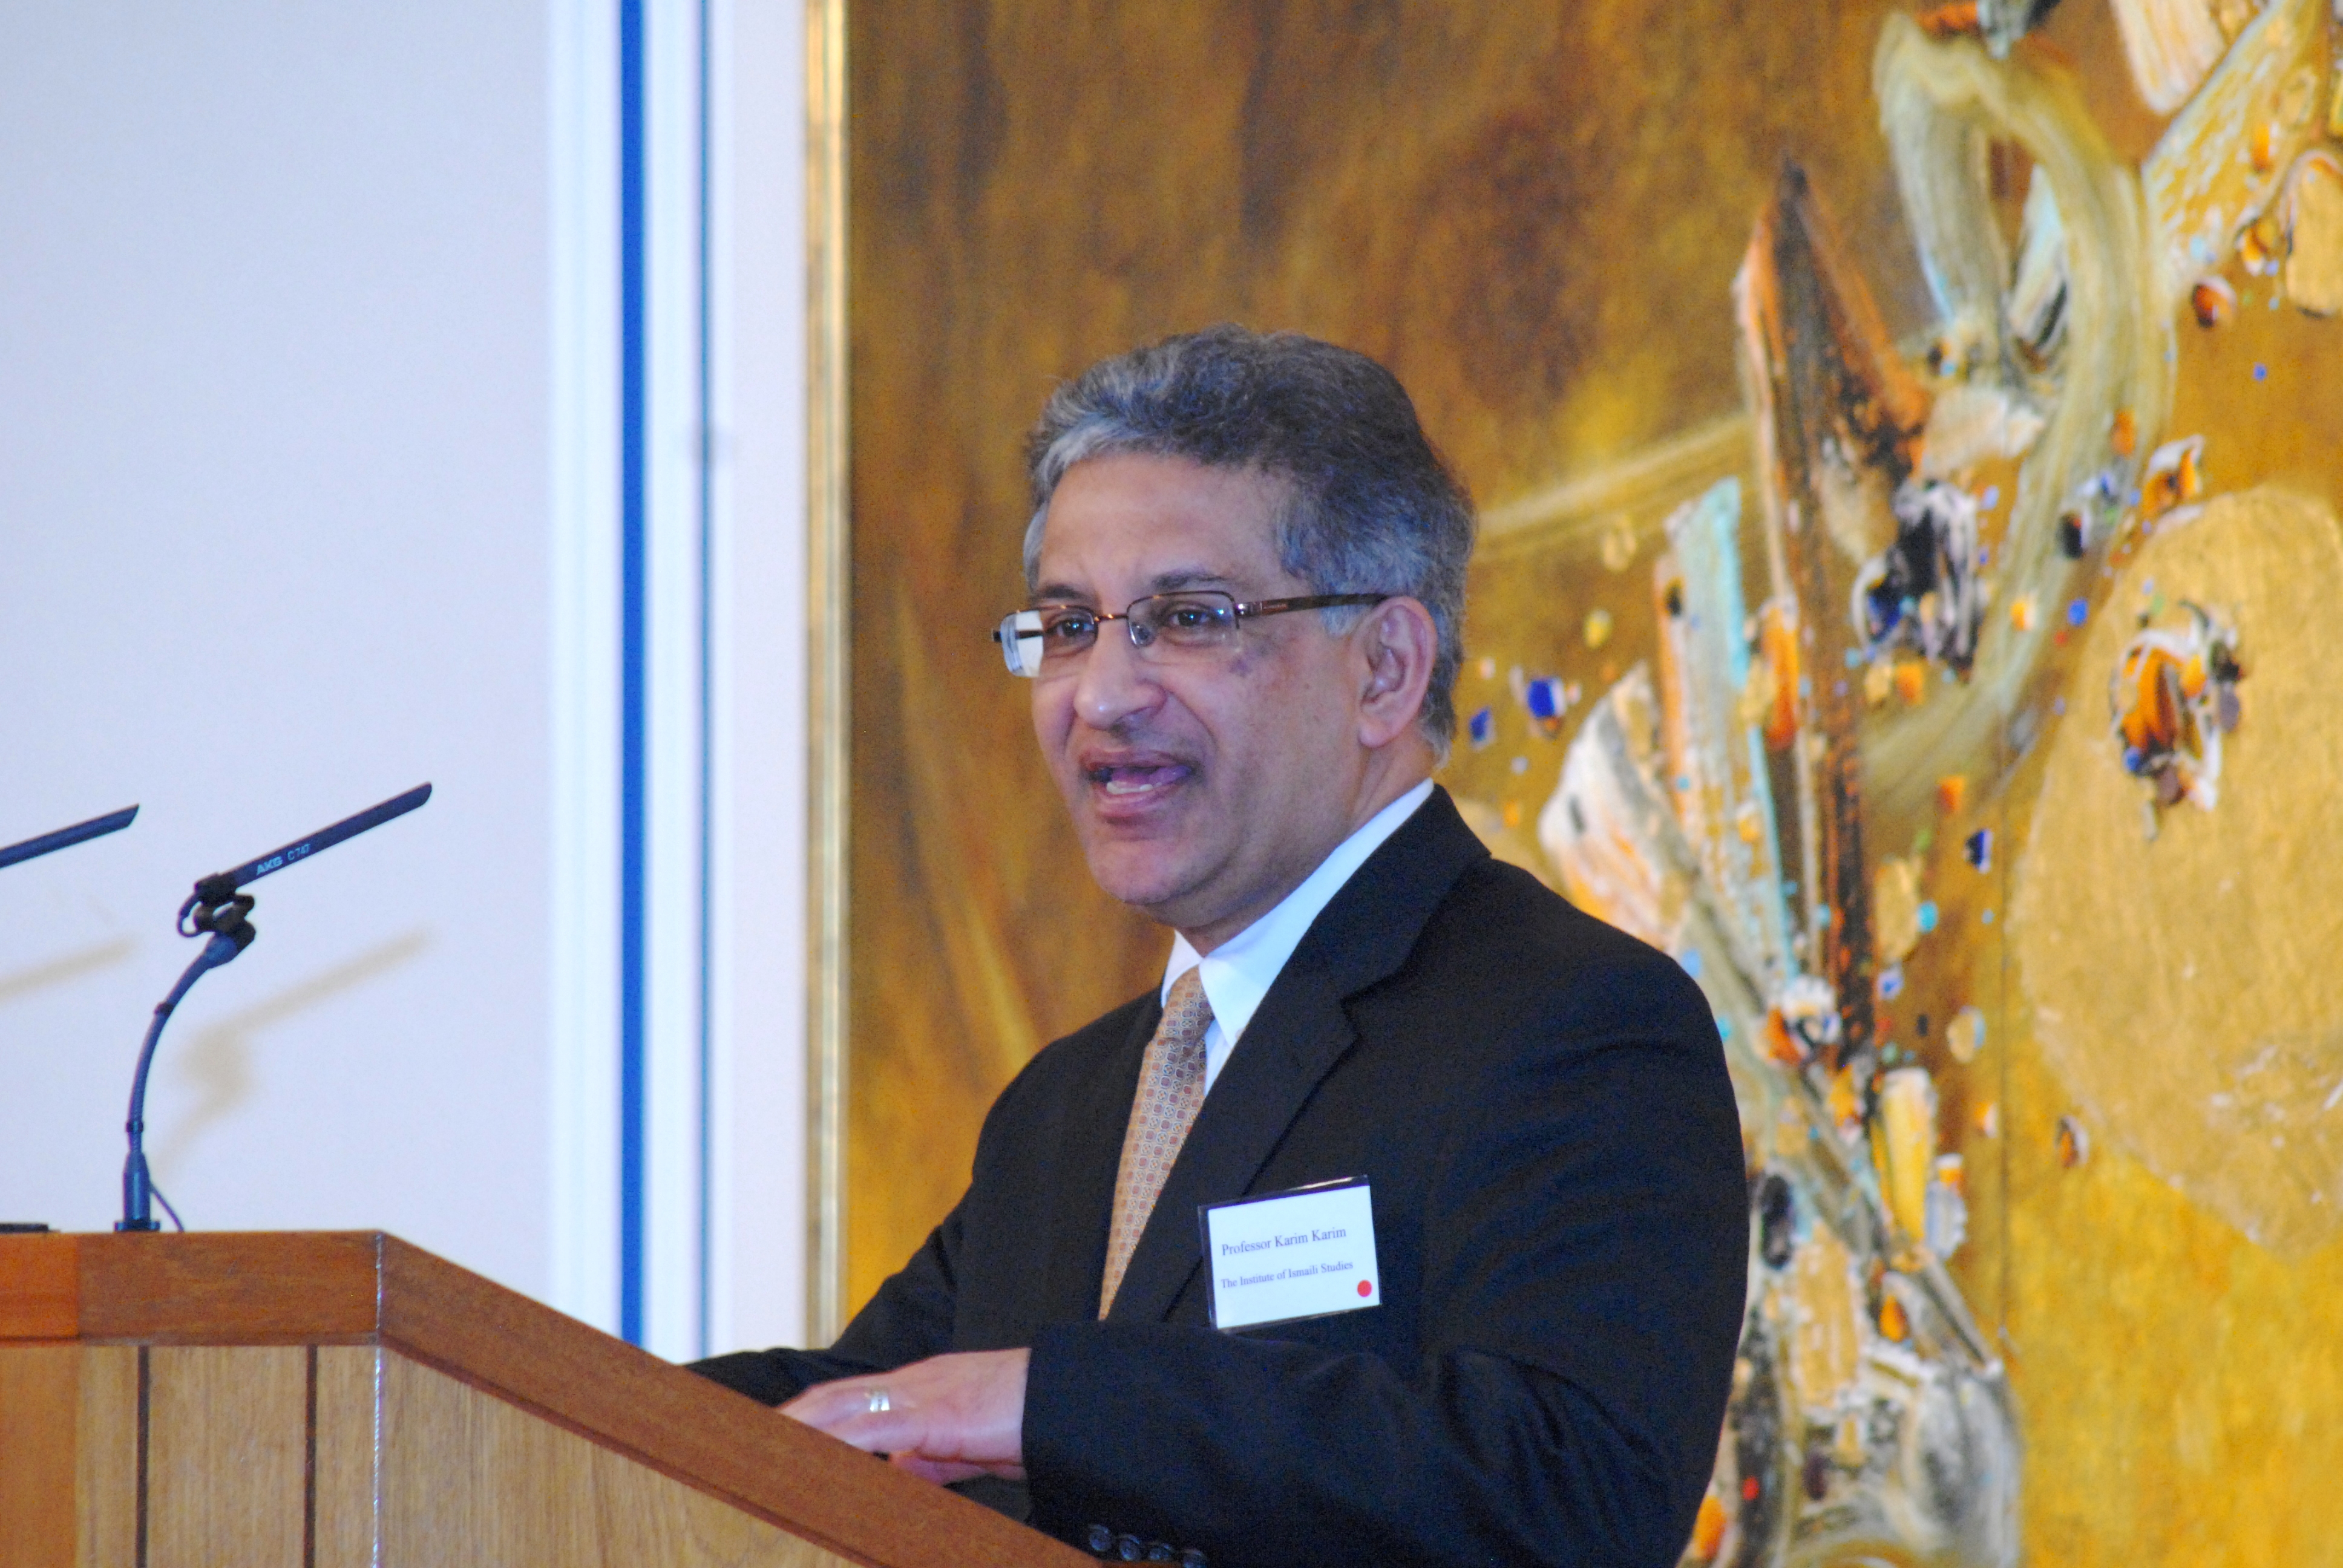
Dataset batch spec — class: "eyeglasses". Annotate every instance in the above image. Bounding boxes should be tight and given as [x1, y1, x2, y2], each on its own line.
[991, 590, 1389, 678]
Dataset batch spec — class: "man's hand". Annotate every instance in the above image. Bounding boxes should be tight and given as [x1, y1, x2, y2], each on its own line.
[779, 1348, 1031, 1486]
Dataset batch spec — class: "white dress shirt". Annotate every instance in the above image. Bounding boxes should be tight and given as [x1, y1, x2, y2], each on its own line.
[1162, 779, 1435, 1093]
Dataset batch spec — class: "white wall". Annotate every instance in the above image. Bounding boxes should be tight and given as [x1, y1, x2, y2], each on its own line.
[704, 0, 813, 1361]
[0, 1, 807, 1355]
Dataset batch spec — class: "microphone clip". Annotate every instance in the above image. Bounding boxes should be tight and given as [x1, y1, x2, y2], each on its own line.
[177, 882, 257, 953]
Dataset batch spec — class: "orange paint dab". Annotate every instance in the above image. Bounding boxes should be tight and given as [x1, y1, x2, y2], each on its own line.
[1935, 775, 1968, 815]
[2191, 276, 2236, 327]
[1763, 1010, 1808, 1068]
[2117, 644, 2194, 760]
[2240, 217, 2283, 276]
[1880, 1292, 1910, 1342]
[1692, 1493, 1728, 1559]
[2056, 1114, 2091, 1169]
[1827, 1067, 1863, 1132]
[1760, 603, 1801, 752]
[2141, 443, 2204, 518]
[1917, 1, 1981, 36]
[2110, 408, 2137, 457]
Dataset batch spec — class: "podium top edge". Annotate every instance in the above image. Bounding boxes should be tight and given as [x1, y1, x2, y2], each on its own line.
[0, 1230, 389, 1344]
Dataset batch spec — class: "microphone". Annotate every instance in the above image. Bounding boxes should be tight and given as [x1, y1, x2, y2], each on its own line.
[0, 805, 138, 871]
[118, 785, 432, 1233]
[175, 783, 431, 934]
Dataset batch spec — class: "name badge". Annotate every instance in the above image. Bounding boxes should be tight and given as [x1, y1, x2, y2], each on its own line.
[1198, 1177, 1380, 1331]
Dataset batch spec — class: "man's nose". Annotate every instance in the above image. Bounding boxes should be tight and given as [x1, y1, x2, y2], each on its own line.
[1071, 622, 1164, 731]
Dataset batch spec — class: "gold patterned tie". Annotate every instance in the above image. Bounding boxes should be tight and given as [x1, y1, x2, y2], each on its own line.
[1098, 967, 1214, 1316]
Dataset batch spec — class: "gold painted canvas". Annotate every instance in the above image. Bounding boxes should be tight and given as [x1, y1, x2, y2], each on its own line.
[843, 3, 2343, 1560]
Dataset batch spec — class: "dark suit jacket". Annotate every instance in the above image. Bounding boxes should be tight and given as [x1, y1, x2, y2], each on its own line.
[695, 788, 1748, 1568]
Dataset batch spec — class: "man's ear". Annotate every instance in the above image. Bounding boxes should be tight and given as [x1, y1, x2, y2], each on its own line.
[1352, 596, 1439, 749]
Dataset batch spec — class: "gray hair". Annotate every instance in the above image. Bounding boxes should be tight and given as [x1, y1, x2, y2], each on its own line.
[1023, 325, 1476, 752]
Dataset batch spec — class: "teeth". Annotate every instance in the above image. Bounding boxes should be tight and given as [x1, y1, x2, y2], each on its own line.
[1095, 764, 1182, 797]
[1104, 774, 1159, 795]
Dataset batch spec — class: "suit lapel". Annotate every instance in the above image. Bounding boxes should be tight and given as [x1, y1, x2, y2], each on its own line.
[1103, 788, 1491, 1324]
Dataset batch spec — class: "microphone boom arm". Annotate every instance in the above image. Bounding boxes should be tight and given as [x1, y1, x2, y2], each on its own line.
[119, 924, 249, 1232]
[119, 785, 430, 1233]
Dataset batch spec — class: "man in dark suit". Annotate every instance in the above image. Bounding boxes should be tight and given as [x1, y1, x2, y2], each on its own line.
[694, 327, 1748, 1567]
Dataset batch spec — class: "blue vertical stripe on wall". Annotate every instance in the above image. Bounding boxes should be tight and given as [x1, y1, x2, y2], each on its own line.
[617, 0, 649, 1349]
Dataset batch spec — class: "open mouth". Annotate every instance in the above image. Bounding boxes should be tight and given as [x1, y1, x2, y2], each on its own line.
[1086, 762, 1192, 800]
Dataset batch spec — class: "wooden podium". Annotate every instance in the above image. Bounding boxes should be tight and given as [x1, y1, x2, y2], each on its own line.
[0, 1232, 1086, 1568]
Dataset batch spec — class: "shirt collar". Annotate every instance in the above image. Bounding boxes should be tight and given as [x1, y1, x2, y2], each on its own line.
[1162, 779, 1435, 1048]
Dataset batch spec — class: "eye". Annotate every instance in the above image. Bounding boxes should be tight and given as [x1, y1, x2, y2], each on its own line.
[1039, 608, 1098, 641]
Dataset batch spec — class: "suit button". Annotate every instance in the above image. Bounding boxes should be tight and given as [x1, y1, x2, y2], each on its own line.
[1115, 1535, 1144, 1561]
[1144, 1546, 1175, 1562]
[1085, 1525, 1113, 1554]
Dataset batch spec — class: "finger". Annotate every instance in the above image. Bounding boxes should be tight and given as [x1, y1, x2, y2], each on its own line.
[774, 1351, 1025, 1468]
[779, 1375, 882, 1422]
[802, 1401, 994, 1466]
[781, 1376, 909, 1437]
[791, 1406, 925, 1455]
[889, 1454, 1029, 1486]
[890, 1454, 990, 1486]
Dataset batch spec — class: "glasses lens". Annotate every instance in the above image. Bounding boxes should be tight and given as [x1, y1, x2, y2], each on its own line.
[1035, 606, 1101, 663]
[997, 610, 1044, 676]
[1133, 593, 1237, 652]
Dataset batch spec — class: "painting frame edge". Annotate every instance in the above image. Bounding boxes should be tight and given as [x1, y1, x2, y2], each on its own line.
[804, 0, 851, 1346]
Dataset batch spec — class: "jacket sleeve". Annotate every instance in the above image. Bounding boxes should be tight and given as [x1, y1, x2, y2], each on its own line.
[685, 1024, 1095, 1405]
[1021, 965, 1749, 1568]
[689, 1200, 969, 1405]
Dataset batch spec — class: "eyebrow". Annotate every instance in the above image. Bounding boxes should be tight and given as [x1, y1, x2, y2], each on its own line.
[1027, 568, 1245, 607]
[1147, 568, 1240, 593]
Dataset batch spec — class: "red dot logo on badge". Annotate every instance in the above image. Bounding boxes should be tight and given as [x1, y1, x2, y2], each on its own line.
[1357, 1280, 1373, 1298]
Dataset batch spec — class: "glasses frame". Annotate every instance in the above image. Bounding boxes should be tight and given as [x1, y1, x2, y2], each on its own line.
[991, 590, 1391, 678]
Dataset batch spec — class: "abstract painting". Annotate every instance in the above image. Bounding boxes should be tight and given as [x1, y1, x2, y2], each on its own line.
[844, 4, 2343, 1559]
